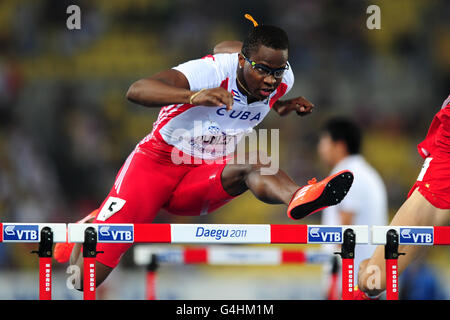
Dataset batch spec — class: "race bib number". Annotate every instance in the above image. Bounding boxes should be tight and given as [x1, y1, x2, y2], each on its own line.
[97, 197, 126, 221]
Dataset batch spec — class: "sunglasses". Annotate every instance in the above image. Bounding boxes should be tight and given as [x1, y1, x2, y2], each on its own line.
[241, 53, 289, 79]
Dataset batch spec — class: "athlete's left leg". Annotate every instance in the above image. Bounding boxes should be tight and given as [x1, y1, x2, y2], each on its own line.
[165, 151, 353, 219]
[221, 151, 354, 219]
[357, 189, 450, 296]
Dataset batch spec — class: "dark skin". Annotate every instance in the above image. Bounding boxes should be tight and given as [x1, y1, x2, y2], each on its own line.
[71, 43, 315, 290]
[214, 41, 314, 115]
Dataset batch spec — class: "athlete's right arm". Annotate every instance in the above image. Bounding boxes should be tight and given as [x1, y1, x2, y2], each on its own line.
[126, 69, 233, 110]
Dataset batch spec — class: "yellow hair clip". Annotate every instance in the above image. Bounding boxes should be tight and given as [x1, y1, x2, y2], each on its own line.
[244, 13, 259, 27]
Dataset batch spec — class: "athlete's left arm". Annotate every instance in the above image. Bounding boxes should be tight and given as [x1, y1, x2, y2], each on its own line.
[272, 97, 315, 117]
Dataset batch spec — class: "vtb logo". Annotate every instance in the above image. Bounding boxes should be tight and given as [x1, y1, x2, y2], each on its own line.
[3, 225, 39, 242]
[98, 225, 134, 243]
[399, 228, 433, 244]
[308, 226, 342, 243]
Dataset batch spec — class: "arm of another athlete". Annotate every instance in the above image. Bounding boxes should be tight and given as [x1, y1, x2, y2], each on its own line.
[126, 69, 233, 110]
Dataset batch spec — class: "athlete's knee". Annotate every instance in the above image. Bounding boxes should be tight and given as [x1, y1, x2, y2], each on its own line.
[231, 162, 268, 182]
[245, 151, 272, 167]
[226, 164, 253, 184]
[222, 152, 276, 195]
[246, 150, 280, 175]
[241, 152, 273, 175]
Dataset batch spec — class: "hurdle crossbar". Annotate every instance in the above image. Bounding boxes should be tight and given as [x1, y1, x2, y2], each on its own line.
[68, 223, 369, 244]
[0, 223, 67, 243]
[372, 226, 450, 245]
[68, 223, 368, 300]
[134, 245, 333, 266]
[3, 222, 448, 300]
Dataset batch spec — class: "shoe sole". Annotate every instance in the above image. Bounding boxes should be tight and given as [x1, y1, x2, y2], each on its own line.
[290, 171, 354, 220]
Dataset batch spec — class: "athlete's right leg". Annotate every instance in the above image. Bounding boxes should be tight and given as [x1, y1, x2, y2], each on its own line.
[357, 189, 450, 296]
[68, 148, 188, 289]
[220, 151, 354, 219]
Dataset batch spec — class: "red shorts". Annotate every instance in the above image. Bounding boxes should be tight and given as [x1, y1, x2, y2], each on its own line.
[408, 103, 450, 209]
[408, 155, 450, 209]
[92, 146, 235, 268]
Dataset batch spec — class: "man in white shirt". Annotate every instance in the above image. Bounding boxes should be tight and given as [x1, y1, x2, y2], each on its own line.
[317, 117, 388, 298]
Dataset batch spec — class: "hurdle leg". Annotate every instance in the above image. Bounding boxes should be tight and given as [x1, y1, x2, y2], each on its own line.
[384, 229, 405, 300]
[83, 257, 96, 300]
[385, 259, 399, 300]
[334, 228, 356, 300]
[326, 255, 339, 300]
[145, 254, 159, 300]
[82, 227, 102, 300]
[31, 227, 54, 300]
[39, 257, 52, 300]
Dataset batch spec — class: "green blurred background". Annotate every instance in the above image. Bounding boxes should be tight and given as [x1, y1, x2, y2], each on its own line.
[0, 0, 448, 299]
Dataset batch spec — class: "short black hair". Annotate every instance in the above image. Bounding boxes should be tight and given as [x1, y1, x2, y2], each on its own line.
[321, 117, 362, 154]
[241, 25, 289, 57]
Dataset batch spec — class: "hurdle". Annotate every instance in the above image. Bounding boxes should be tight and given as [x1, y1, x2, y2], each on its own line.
[3, 222, 447, 300]
[68, 223, 369, 300]
[133, 245, 335, 300]
[372, 226, 450, 300]
[0, 223, 66, 300]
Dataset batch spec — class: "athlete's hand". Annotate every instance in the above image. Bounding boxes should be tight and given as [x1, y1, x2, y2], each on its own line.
[190, 87, 234, 111]
[273, 96, 315, 117]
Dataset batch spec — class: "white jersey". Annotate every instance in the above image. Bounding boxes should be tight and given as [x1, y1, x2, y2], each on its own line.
[321, 155, 388, 285]
[138, 53, 294, 160]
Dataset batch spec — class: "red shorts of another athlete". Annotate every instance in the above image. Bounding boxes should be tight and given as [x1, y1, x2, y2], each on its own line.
[92, 144, 236, 268]
[408, 98, 450, 209]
